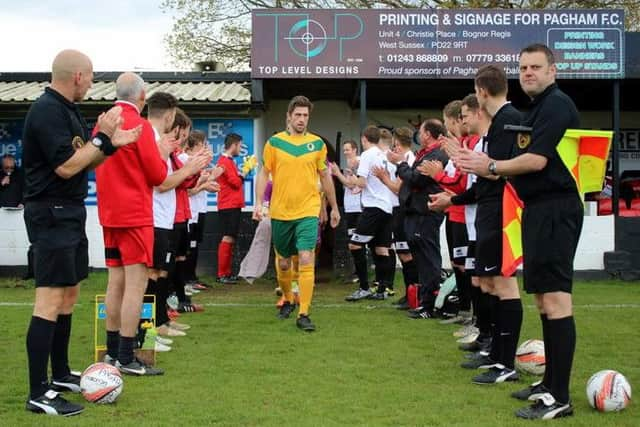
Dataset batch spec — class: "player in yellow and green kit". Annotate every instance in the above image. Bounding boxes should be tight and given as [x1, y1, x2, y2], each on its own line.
[254, 95, 340, 331]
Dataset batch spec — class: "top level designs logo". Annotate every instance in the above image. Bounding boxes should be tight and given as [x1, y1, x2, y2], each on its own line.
[255, 12, 364, 62]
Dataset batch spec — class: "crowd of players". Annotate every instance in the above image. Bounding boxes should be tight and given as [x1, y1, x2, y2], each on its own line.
[23, 42, 582, 421]
[328, 43, 581, 420]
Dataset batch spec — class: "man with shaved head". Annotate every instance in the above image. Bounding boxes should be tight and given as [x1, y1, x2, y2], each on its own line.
[22, 50, 141, 416]
[95, 73, 179, 375]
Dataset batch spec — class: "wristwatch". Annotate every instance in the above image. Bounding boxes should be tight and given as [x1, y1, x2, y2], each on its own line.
[488, 160, 498, 176]
[90, 137, 103, 149]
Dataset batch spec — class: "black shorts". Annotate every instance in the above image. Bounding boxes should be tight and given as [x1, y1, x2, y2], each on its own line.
[172, 221, 189, 258]
[350, 207, 393, 248]
[391, 206, 410, 254]
[445, 217, 469, 265]
[218, 208, 241, 238]
[24, 202, 88, 287]
[152, 227, 174, 271]
[474, 201, 503, 277]
[345, 212, 360, 237]
[522, 194, 583, 294]
[465, 240, 476, 275]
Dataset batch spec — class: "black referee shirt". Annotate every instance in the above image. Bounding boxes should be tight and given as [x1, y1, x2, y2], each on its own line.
[475, 103, 521, 203]
[511, 83, 580, 202]
[23, 87, 90, 203]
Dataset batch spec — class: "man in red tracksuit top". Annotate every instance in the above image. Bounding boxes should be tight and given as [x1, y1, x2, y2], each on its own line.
[95, 73, 169, 375]
[216, 133, 246, 283]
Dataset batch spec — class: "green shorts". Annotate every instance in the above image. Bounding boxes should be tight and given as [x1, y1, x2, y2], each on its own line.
[271, 217, 319, 259]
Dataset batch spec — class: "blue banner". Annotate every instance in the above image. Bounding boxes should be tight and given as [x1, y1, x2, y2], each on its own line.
[97, 302, 154, 320]
[0, 120, 24, 168]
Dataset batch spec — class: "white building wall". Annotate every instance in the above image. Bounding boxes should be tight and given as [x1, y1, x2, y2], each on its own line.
[0, 207, 614, 271]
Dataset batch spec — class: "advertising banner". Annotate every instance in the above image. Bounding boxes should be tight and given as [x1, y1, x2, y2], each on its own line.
[251, 9, 625, 79]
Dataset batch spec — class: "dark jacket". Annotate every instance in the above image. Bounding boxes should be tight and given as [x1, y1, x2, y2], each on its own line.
[0, 168, 24, 207]
[397, 145, 448, 216]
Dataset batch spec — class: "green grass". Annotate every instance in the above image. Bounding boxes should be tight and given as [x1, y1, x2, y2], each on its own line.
[0, 273, 639, 426]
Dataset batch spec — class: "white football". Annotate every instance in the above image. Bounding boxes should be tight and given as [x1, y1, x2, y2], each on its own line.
[80, 362, 123, 404]
[586, 370, 632, 412]
[515, 339, 546, 376]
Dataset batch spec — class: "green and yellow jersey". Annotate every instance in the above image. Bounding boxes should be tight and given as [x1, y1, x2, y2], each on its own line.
[262, 131, 327, 221]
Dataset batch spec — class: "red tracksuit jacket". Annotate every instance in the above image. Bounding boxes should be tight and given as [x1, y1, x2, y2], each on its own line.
[170, 151, 197, 224]
[96, 102, 167, 227]
[216, 154, 245, 210]
[435, 135, 481, 224]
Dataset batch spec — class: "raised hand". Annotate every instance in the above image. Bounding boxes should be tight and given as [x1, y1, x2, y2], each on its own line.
[96, 106, 123, 138]
[329, 162, 341, 176]
[208, 165, 225, 180]
[111, 124, 142, 147]
[428, 192, 453, 212]
[157, 133, 178, 159]
[371, 165, 389, 180]
[185, 153, 210, 174]
[387, 150, 403, 164]
[204, 181, 220, 193]
[439, 135, 463, 158]
[417, 160, 444, 178]
[454, 148, 491, 176]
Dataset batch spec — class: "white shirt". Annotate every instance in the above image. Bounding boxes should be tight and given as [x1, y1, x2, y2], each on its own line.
[357, 145, 394, 214]
[342, 158, 362, 213]
[152, 127, 177, 229]
[465, 136, 484, 241]
[380, 147, 399, 208]
[403, 150, 416, 167]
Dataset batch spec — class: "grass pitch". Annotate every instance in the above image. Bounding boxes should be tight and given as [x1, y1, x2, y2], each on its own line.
[0, 273, 638, 426]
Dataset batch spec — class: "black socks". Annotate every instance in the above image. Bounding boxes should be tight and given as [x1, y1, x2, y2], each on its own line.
[26, 316, 56, 399]
[386, 249, 396, 290]
[50, 313, 72, 379]
[454, 269, 472, 312]
[548, 316, 576, 404]
[350, 247, 369, 290]
[400, 259, 419, 288]
[497, 299, 523, 369]
[118, 335, 137, 366]
[541, 314, 552, 388]
[106, 330, 120, 359]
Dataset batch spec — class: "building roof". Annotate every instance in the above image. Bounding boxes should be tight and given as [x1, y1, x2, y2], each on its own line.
[0, 72, 253, 104]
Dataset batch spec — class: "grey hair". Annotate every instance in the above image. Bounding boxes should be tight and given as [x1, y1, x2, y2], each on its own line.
[115, 72, 145, 102]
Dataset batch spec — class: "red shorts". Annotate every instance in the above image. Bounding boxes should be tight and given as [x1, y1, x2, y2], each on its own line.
[103, 226, 154, 267]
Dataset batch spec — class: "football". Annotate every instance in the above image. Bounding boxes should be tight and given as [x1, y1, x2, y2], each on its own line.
[586, 370, 632, 412]
[515, 339, 546, 376]
[80, 362, 123, 404]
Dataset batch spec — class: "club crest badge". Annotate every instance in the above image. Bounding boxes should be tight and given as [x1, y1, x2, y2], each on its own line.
[72, 136, 86, 150]
[517, 132, 531, 149]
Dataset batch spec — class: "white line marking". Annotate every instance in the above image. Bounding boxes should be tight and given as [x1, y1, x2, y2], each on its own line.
[0, 302, 639, 309]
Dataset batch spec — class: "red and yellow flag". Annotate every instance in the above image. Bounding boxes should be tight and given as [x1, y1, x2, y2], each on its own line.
[502, 182, 524, 276]
[556, 129, 613, 195]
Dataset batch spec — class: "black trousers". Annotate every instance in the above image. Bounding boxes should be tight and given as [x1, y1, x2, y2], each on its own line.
[404, 212, 444, 310]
